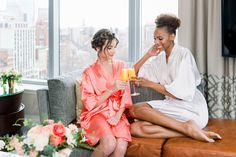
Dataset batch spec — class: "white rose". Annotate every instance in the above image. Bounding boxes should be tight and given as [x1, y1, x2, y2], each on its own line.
[65, 128, 76, 146]
[0, 140, 5, 150]
[34, 134, 49, 151]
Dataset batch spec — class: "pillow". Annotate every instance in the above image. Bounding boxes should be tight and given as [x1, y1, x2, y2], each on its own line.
[75, 79, 83, 123]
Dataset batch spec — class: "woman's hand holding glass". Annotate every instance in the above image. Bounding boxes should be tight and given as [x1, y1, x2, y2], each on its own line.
[121, 64, 140, 96]
[113, 79, 127, 92]
[134, 77, 153, 88]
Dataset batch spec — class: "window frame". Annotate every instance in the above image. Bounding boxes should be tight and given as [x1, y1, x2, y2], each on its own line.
[23, 0, 172, 84]
[129, 0, 141, 62]
[48, 0, 60, 78]
[49, 0, 142, 78]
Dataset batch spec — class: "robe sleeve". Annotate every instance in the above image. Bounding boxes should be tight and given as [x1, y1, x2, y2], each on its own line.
[164, 52, 201, 101]
[80, 70, 100, 111]
[120, 81, 132, 108]
[138, 58, 160, 83]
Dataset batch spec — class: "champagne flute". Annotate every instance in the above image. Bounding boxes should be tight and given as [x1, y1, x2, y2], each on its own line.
[121, 68, 129, 81]
[128, 68, 140, 96]
[120, 68, 129, 96]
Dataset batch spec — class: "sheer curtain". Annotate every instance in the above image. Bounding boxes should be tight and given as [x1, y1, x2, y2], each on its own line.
[178, 0, 236, 118]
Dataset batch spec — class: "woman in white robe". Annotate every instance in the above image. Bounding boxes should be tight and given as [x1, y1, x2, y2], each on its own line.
[129, 14, 221, 142]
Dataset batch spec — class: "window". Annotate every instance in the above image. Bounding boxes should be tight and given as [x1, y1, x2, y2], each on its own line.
[0, 0, 49, 80]
[0, 0, 178, 82]
[59, 0, 128, 75]
[141, 0, 178, 55]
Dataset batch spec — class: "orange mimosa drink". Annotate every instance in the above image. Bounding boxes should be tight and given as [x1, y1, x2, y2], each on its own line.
[121, 68, 129, 81]
[128, 68, 136, 81]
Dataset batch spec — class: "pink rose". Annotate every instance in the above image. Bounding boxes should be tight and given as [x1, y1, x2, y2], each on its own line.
[47, 119, 55, 124]
[50, 135, 65, 146]
[10, 137, 24, 155]
[12, 70, 17, 75]
[29, 150, 38, 157]
[53, 122, 66, 137]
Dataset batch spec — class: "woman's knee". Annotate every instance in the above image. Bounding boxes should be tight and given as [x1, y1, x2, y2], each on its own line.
[130, 122, 146, 136]
[130, 123, 139, 136]
[131, 121, 154, 136]
[129, 103, 150, 118]
[99, 135, 116, 155]
[113, 140, 128, 156]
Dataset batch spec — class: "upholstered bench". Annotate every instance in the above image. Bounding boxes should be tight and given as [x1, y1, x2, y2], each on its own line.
[162, 119, 236, 157]
[126, 118, 236, 157]
[37, 70, 236, 157]
[126, 137, 165, 157]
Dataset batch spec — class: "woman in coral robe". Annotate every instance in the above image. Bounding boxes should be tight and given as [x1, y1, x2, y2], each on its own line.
[80, 29, 132, 157]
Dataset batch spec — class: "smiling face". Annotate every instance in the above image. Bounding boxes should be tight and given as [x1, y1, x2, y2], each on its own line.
[153, 27, 175, 54]
[91, 29, 119, 62]
[98, 39, 118, 61]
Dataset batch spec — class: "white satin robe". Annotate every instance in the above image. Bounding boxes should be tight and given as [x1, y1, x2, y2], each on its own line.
[139, 44, 208, 128]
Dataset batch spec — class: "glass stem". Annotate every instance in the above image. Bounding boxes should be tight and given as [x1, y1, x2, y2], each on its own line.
[132, 83, 136, 93]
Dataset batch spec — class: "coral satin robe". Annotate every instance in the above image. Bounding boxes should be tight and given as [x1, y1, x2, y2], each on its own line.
[80, 60, 132, 146]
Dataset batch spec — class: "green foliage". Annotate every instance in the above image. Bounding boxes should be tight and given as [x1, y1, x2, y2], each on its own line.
[0, 119, 95, 156]
[13, 118, 34, 129]
[0, 69, 22, 85]
[40, 145, 55, 157]
[0, 134, 14, 151]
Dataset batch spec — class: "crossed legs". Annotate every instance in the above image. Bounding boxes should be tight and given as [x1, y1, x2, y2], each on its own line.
[129, 103, 221, 142]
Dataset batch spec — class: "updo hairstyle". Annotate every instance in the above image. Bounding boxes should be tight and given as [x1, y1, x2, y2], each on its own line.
[155, 14, 181, 35]
[91, 29, 119, 51]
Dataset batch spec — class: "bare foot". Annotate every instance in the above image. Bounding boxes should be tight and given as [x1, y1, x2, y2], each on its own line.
[203, 130, 222, 140]
[184, 120, 215, 142]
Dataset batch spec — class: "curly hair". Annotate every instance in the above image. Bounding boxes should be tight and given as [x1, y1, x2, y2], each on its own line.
[91, 29, 119, 51]
[155, 14, 181, 35]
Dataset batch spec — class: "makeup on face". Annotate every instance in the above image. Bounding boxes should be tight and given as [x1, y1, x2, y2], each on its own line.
[105, 40, 117, 57]
[153, 28, 174, 52]
[99, 39, 117, 60]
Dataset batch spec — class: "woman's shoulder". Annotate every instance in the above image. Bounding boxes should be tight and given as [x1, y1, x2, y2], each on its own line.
[175, 44, 190, 54]
[175, 44, 194, 59]
[175, 45, 197, 66]
[82, 62, 97, 75]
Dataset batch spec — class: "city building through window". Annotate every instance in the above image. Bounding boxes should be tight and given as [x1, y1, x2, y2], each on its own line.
[0, 0, 177, 81]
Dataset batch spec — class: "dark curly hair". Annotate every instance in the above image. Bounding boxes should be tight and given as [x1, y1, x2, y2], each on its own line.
[155, 14, 181, 35]
[91, 29, 119, 51]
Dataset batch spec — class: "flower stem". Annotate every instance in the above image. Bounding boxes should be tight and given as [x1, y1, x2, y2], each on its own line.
[77, 143, 95, 151]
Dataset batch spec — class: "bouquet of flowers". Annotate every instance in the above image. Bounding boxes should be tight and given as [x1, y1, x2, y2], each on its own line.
[0, 69, 22, 85]
[0, 119, 94, 157]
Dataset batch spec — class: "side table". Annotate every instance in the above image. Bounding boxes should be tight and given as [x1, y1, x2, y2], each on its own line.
[0, 85, 25, 136]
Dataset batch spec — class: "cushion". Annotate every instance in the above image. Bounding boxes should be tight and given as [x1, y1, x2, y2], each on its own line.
[126, 137, 166, 157]
[76, 80, 83, 123]
[162, 119, 236, 157]
[47, 70, 82, 125]
[131, 86, 165, 103]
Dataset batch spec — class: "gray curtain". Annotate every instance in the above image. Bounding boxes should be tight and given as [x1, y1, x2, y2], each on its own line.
[178, 0, 236, 119]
